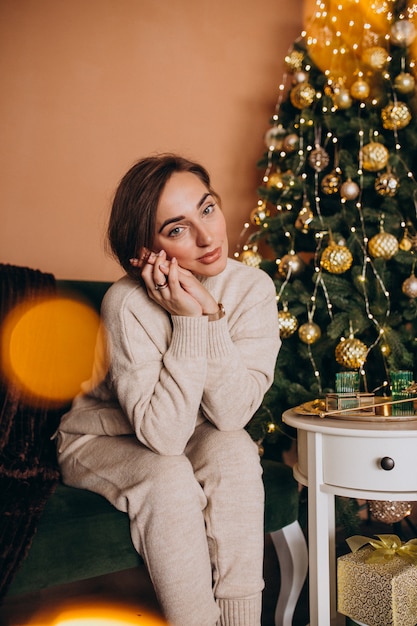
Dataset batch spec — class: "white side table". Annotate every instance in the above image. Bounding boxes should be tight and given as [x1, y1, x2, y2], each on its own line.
[283, 409, 417, 626]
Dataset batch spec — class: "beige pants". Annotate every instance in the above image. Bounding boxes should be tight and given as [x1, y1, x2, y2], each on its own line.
[57, 421, 264, 626]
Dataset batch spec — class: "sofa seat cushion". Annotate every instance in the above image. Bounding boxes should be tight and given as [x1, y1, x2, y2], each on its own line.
[262, 459, 299, 534]
[7, 483, 141, 596]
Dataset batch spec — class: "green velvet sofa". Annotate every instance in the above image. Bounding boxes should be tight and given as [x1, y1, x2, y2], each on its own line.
[3, 277, 308, 626]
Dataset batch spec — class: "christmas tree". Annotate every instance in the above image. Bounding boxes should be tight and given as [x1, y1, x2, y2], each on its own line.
[242, 0, 417, 451]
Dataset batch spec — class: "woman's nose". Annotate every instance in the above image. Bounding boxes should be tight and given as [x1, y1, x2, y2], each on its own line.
[196, 226, 213, 246]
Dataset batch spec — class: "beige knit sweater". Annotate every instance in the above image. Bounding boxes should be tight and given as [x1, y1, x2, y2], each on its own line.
[58, 259, 280, 456]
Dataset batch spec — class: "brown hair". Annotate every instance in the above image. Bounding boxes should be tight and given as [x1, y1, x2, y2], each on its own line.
[107, 154, 220, 280]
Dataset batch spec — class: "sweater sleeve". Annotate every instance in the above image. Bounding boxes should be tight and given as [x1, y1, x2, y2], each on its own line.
[105, 295, 210, 455]
[200, 274, 280, 430]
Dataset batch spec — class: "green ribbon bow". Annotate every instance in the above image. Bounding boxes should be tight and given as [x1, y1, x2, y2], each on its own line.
[346, 534, 417, 564]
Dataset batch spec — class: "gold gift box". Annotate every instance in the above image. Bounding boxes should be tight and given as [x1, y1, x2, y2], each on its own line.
[326, 392, 375, 413]
[338, 547, 417, 626]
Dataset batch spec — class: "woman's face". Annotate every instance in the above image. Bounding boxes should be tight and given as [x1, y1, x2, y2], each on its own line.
[152, 171, 228, 276]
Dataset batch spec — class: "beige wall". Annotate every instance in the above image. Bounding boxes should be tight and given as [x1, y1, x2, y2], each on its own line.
[0, 0, 303, 281]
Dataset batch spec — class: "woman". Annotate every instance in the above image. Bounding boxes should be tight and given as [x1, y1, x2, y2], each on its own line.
[56, 154, 280, 626]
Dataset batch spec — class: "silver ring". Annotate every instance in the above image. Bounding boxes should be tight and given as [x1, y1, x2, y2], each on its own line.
[155, 280, 168, 290]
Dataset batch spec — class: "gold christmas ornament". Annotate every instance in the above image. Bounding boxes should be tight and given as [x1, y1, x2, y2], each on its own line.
[402, 275, 417, 298]
[350, 78, 370, 101]
[394, 72, 416, 95]
[335, 336, 368, 369]
[308, 146, 330, 172]
[266, 170, 285, 190]
[264, 125, 286, 150]
[381, 102, 411, 130]
[368, 500, 412, 524]
[390, 19, 416, 46]
[340, 179, 360, 201]
[333, 87, 352, 110]
[282, 133, 299, 153]
[361, 142, 389, 172]
[368, 231, 399, 259]
[290, 82, 316, 109]
[374, 170, 400, 197]
[295, 203, 314, 233]
[285, 49, 304, 72]
[320, 242, 353, 274]
[278, 252, 305, 278]
[399, 232, 413, 251]
[298, 321, 321, 344]
[278, 309, 299, 338]
[321, 170, 341, 195]
[239, 248, 262, 268]
[361, 46, 389, 70]
[250, 204, 270, 225]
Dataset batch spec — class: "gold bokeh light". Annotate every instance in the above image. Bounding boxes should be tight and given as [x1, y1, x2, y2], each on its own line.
[23, 601, 167, 625]
[1, 296, 106, 405]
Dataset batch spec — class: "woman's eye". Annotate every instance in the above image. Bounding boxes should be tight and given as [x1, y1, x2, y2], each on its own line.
[168, 225, 185, 237]
[203, 203, 215, 215]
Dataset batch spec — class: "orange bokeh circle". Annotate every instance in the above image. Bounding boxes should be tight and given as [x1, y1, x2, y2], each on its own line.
[1, 296, 107, 405]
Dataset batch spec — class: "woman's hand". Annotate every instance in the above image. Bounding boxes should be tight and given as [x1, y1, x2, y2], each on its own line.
[138, 250, 218, 317]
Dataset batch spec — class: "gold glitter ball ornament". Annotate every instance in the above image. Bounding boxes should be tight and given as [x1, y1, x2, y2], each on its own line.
[381, 101, 411, 130]
[290, 82, 316, 109]
[340, 179, 360, 201]
[335, 336, 367, 369]
[285, 49, 304, 72]
[375, 171, 400, 196]
[402, 275, 417, 298]
[368, 231, 399, 259]
[320, 242, 353, 274]
[361, 142, 389, 172]
[368, 500, 412, 524]
[394, 72, 416, 94]
[278, 310, 299, 339]
[362, 46, 389, 70]
[267, 171, 285, 190]
[250, 204, 270, 225]
[239, 248, 262, 268]
[321, 170, 341, 195]
[350, 78, 370, 101]
[298, 321, 321, 344]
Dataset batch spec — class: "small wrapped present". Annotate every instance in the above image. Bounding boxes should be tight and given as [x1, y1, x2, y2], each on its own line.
[337, 534, 417, 626]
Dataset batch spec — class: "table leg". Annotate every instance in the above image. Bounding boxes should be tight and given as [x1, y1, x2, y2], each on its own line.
[306, 430, 337, 626]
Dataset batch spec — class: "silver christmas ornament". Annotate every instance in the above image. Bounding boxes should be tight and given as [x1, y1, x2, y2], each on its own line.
[390, 19, 416, 46]
[402, 275, 417, 298]
[308, 146, 330, 172]
[340, 179, 360, 201]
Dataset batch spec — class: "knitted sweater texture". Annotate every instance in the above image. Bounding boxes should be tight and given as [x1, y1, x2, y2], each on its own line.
[59, 259, 280, 455]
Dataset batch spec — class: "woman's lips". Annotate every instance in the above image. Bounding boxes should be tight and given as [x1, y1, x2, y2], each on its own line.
[198, 247, 222, 264]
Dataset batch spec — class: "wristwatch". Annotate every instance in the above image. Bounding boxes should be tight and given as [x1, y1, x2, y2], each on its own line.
[206, 303, 226, 322]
